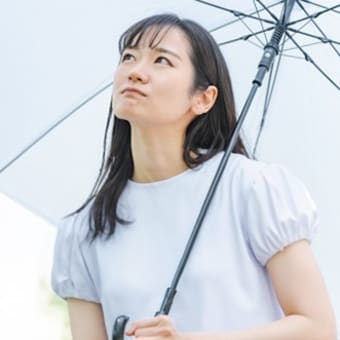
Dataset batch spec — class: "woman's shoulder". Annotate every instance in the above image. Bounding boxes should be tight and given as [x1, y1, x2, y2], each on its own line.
[55, 202, 93, 245]
[204, 151, 309, 202]
[205, 151, 283, 187]
[227, 152, 297, 189]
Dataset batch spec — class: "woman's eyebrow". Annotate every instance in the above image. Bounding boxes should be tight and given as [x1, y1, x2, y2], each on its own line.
[125, 46, 182, 61]
[153, 47, 182, 61]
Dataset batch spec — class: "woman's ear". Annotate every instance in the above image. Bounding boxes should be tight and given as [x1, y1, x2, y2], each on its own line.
[192, 85, 218, 116]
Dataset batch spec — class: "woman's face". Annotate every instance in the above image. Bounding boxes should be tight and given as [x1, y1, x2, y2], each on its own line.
[112, 26, 199, 128]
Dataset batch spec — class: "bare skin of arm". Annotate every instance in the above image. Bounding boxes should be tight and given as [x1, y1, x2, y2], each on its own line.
[65, 241, 337, 340]
[67, 298, 108, 340]
[182, 240, 337, 340]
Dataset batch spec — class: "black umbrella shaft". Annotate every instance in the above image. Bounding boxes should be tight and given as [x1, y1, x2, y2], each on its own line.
[155, 84, 260, 317]
[254, 0, 296, 86]
[156, 0, 297, 317]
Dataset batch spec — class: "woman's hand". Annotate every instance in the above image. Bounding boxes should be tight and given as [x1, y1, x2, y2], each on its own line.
[125, 315, 186, 340]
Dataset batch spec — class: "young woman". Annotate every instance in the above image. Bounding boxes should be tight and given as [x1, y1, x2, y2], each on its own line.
[51, 14, 337, 340]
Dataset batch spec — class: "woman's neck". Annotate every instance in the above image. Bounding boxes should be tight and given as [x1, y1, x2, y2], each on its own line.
[130, 125, 189, 183]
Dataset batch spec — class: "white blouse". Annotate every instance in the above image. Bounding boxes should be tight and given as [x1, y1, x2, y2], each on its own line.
[51, 151, 319, 337]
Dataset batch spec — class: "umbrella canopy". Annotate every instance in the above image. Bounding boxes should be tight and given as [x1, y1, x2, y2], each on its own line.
[1, 0, 339, 323]
[0, 0, 241, 222]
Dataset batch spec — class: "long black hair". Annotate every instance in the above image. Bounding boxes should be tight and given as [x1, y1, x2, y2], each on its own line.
[65, 14, 250, 243]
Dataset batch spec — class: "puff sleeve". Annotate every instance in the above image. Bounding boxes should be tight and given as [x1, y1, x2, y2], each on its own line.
[244, 163, 319, 266]
[51, 214, 100, 303]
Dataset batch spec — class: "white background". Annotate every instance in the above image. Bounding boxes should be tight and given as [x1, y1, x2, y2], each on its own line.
[0, 1, 339, 337]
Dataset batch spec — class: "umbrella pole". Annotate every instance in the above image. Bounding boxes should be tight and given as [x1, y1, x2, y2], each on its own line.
[112, 1, 297, 339]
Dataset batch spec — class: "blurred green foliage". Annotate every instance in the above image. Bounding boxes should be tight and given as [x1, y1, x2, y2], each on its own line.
[40, 277, 72, 340]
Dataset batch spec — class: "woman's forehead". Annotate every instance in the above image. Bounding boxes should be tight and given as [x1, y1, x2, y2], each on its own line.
[126, 25, 190, 52]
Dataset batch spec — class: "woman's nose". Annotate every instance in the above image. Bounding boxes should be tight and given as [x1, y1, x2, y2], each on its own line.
[128, 64, 149, 83]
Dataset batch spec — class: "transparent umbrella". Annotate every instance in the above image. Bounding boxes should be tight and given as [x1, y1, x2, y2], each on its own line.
[0, 0, 339, 332]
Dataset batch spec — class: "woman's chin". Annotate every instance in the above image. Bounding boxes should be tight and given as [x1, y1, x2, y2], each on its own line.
[114, 109, 141, 121]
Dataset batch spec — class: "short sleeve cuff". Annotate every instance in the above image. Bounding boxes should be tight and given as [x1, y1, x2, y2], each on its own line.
[51, 214, 101, 303]
[245, 163, 320, 266]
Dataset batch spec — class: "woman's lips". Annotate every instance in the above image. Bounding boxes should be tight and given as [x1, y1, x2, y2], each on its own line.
[121, 87, 146, 96]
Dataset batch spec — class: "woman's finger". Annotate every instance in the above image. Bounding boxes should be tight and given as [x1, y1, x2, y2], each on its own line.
[125, 315, 175, 337]
[126, 316, 159, 334]
[133, 325, 175, 338]
[126, 315, 172, 335]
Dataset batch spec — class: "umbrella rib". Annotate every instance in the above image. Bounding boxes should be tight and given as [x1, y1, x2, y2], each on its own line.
[265, 47, 285, 111]
[246, 39, 267, 50]
[88, 105, 113, 197]
[218, 26, 275, 46]
[255, 0, 280, 22]
[236, 15, 266, 47]
[279, 53, 307, 60]
[284, 31, 340, 90]
[286, 27, 340, 47]
[252, 66, 275, 157]
[282, 13, 316, 46]
[193, 0, 277, 25]
[300, 0, 340, 14]
[0, 81, 113, 173]
[287, 4, 340, 26]
[283, 40, 328, 51]
[209, 0, 283, 33]
[295, 0, 340, 56]
[252, 41, 285, 157]
[253, 0, 269, 44]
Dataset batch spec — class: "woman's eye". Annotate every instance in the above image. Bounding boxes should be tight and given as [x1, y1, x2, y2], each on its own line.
[155, 56, 172, 66]
[121, 53, 135, 62]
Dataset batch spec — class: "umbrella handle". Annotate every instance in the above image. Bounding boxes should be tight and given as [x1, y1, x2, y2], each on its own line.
[112, 315, 129, 340]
